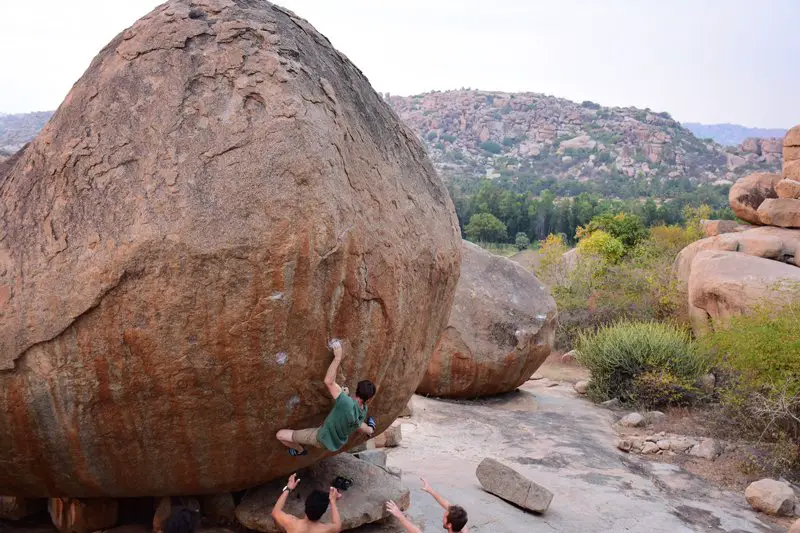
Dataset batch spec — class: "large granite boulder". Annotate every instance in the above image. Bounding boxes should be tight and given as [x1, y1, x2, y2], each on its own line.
[784, 125, 800, 163]
[674, 226, 800, 286]
[0, 0, 461, 497]
[235, 453, 409, 532]
[417, 241, 557, 398]
[728, 172, 781, 224]
[687, 250, 800, 332]
[757, 198, 800, 228]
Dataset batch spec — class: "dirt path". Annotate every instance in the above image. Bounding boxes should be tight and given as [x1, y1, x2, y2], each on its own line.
[360, 380, 781, 533]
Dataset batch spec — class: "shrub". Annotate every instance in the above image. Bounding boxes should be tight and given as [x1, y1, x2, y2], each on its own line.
[479, 141, 503, 154]
[703, 303, 800, 444]
[514, 232, 530, 251]
[576, 321, 708, 407]
[535, 234, 570, 287]
[577, 230, 624, 263]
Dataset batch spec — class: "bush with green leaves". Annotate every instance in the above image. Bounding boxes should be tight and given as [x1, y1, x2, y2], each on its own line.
[703, 303, 800, 443]
[576, 321, 709, 407]
[576, 230, 624, 263]
[514, 232, 530, 251]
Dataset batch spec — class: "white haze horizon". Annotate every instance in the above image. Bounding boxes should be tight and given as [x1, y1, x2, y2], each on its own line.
[1, 0, 798, 129]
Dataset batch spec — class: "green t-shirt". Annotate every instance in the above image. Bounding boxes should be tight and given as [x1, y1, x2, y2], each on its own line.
[316, 391, 367, 451]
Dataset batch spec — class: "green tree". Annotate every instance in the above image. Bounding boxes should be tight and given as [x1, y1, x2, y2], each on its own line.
[465, 213, 508, 243]
[514, 232, 531, 251]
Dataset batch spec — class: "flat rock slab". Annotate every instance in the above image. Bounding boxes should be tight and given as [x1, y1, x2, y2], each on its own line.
[476, 458, 553, 513]
[235, 454, 409, 532]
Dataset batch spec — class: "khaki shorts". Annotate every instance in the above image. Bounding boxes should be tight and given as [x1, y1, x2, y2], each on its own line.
[292, 427, 323, 448]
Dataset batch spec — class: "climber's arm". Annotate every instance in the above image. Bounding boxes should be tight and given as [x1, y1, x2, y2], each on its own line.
[324, 340, 343, 399]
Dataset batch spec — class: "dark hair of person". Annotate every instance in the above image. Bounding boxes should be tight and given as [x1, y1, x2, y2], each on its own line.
[447, 505, 468, 531]
[163, 506, 198, 533]
[356, 380, 376, 402]
[305, 490, 329, 521]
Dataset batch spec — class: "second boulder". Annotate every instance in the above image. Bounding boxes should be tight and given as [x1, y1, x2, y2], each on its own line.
[417, 241, 557, 398]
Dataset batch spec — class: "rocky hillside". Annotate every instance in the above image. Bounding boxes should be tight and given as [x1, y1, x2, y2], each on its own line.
[387, 91, 780, 193]
[0, 111, 52, 156]
[683, 122, 786, 146]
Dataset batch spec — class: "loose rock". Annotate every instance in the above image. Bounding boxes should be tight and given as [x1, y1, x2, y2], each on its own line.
[744, 479, 795, 516]
[573, 381, 589, 394]
[641, 442, 660, 454]
[615, 439, 633, 452]
[645, 411, 666, 424]
[690, 439, 720, 460]
[235, 454, 409, 532]
[619, 413, 645, 427]
[699, 373, 716, 394]
[601, 398, 621, 408]
[373, 423, 402, 448]
[476, 458, 553, 513]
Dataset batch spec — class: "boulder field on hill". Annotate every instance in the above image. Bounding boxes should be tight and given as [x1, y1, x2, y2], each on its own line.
[677, 124, 800, 330]
[0, 0, 461, 498]
[417, 241, 557, 398]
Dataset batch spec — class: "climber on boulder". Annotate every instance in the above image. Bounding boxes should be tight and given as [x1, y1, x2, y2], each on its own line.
[277, 339, 376, 456]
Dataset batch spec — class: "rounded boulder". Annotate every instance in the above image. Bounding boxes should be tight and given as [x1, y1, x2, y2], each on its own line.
[417, 241, 557, 398]
[728, 172, 781, 224]
[0, 0, 461, 497]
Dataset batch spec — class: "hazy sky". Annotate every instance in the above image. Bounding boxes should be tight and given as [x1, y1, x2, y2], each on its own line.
[1, 0, 798, 127]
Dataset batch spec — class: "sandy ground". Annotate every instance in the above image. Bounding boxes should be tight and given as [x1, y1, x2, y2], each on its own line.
[356, 378, 784, 533]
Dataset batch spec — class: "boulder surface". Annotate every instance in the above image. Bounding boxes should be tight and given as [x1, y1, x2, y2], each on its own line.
[0, 0, 460, 497]
[728, 172, 781, 224]
[235, 453, 409, 532]
[687, 250, 800, 331]
[417, 241, 556, 398]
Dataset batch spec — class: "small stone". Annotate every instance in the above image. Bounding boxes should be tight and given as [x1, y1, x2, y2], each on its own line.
[573, 380, 589, 394]
[561, 349, 578, 363]
[476, 458, 553, 513]
[699, 373, 716, 394]
[354, 449, 387, 468]
[372, 423, 402, 448]
[744, 479, 795, 516]
[641, 442, 660, 454]
[619, 413, 645, 427]
[657, 440, 671, 450]
[645, 411, 666, 424]
[630, 437, 645, 451]
[615, 438, 633, 452]
[601, 398, 620, 408]
[669, 437, 696, 453]
[690, 439, 720, 460]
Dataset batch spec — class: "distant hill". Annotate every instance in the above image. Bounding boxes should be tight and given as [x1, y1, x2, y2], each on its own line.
[0, 111, 53, 156]
[386, 91, 782, 199]
[682, 122, 785, 146]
